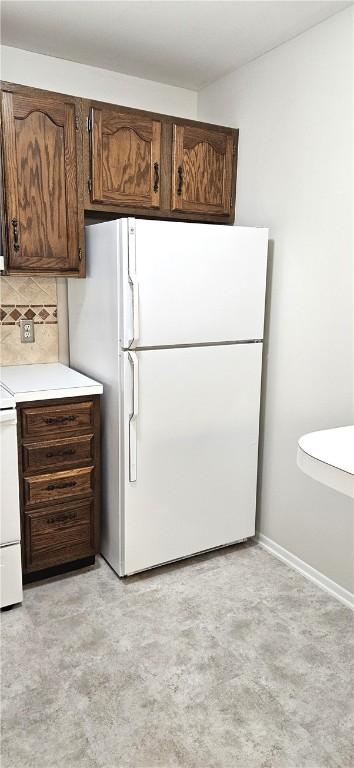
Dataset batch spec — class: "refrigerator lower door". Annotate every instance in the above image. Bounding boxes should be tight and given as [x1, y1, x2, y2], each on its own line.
[121, 343, 263, 575]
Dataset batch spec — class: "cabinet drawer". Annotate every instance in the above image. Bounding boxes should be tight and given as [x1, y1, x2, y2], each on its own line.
[24, 500, 95, 571]
[22, 435, 94, 473]
[21, 401, 94, 439]
[24, 466, 94, 507]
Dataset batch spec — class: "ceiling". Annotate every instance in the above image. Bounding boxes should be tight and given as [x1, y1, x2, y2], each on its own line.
[1, 1, 351, 90]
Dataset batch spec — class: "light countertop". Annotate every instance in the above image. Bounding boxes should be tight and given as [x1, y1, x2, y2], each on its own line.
[0, 383, 16, 410]
[297, 426, 354, 498]
[0, 363, 103, 403]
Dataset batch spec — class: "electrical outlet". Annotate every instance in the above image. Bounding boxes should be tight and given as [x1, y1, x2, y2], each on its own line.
[20, 319, 35, 343]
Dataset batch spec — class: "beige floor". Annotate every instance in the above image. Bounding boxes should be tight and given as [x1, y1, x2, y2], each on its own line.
[1, 542, 353, 768]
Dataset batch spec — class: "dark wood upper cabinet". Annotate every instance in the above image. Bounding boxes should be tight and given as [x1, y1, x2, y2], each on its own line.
[89, 106, 162, 209]
[84, 100, 238, 225]
[0, 83, 238, 277]
[171, 124, 236, 216]
[0, 84, 84, 276]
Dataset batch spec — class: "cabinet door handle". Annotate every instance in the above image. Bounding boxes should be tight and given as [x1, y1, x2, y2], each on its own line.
[47, 480, 77, 491]
[153, 162, 159, 193]
[11, 218, 20, 252]
[177, 165, 183, 196]
[44, 415, 76, 425]
[46, 449, 76, 458]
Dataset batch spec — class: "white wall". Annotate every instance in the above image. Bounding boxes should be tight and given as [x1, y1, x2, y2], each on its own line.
[0, 46, 197, 117]
[199, 8, 354, 592]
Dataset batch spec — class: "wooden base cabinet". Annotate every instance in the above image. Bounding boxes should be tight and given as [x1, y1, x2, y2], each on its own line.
[17, 395, 100, 577]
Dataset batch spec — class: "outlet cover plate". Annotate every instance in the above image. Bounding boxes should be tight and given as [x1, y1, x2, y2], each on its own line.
[20, 318, 35, 343]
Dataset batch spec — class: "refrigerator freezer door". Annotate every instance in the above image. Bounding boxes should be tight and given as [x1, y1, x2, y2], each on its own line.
[121, 343, 262, 575]
[123, 220, 268, 349]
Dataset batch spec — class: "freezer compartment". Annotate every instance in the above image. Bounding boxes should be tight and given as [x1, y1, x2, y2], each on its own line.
[121, 343, 263, 575]
[122, 219, 268, 349]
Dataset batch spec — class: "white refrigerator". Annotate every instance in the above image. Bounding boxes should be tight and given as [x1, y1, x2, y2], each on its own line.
[68, 218, 268, 576]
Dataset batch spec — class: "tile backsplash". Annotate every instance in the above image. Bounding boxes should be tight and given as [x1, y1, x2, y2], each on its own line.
[0, 277, 59, 365]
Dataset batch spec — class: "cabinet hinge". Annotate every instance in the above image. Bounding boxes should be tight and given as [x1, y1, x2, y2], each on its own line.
[87, 178, 92, 193]
[78, 247, 82, 262]
[86, 116, 92, 133]
[230, 196, 233, 210]
[75, 116, 80, 131]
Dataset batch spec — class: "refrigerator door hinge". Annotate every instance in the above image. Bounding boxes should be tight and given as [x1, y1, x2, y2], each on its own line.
[86, 115, 92, 133]
[128, 219, 135, 239]
[87, 178, 92, 193]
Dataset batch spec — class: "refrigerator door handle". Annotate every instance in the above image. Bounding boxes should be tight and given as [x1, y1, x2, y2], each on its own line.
[128, 219, 139, 347]
[129, 274, 139, 348]
[128, 351, 139, 482]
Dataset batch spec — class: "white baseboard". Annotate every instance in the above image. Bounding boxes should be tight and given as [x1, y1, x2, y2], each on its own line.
[256, 532, 354, 611]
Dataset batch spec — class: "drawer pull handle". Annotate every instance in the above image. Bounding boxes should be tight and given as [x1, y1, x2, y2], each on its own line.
[47, 512, 77, 524]
[44, 415, 77, 425]
[47, 481, 77, 491]
[46, 449, 76, 458]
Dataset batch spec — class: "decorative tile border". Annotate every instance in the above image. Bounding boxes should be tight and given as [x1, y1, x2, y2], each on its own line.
[0, 304, 57, 325]
[0, 277, 59, 366]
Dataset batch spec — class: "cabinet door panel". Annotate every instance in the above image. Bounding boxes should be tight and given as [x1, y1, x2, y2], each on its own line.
[91, 107, 161, 209]
[171, 124, 235, 216]
[1, 89, 82, 273]
[15, 110, 68, 263]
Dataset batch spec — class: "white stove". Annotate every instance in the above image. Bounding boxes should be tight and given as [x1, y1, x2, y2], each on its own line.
[0, 384, 22, 608]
